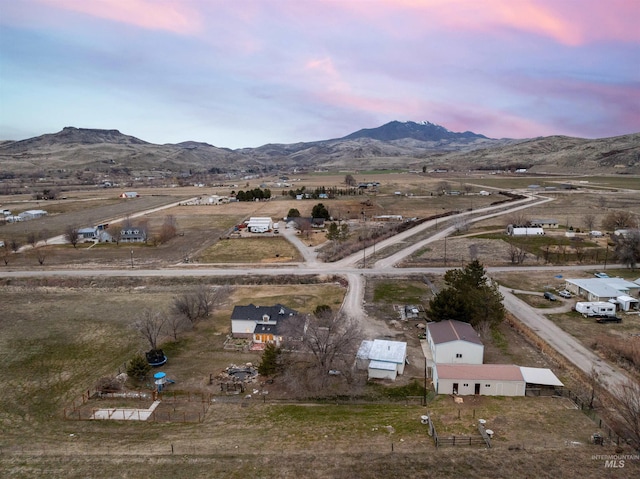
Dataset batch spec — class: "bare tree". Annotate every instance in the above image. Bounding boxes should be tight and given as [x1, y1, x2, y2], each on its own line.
[507, 242, 527, 264]
[159, 215, 178, 243]
[9, 238, 21, 253]
[172, 285, 230, 326]
[26, 231, 38, 248]
[282, 311, 361, 391]
[610, 379, 640, 451]
[296, 218, 312, 239]
[583, 214, 597, 232]
[64, 225, 80, 248]
[165, 314, 190, 341]
[35, 247, 48, 265]
[436, 181, 451, 195]
[133, 308, 167, 351]
[506, 211, 530, 227]
[613, 229, 640, 270]
[602, 211, 638, 232]
[1, 245, 9, 265]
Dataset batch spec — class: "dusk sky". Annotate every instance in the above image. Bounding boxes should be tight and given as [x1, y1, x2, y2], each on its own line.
[1, 0, 639, 148]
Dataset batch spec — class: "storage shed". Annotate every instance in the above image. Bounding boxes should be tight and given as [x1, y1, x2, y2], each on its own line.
[433, 364, 525, 396]
[357, 339, 407, 381]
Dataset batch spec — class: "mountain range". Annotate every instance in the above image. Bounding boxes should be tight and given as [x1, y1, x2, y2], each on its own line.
[1, 121, 638, 177]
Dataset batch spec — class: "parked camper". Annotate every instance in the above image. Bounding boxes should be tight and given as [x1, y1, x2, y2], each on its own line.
[575, 301, 616, 317]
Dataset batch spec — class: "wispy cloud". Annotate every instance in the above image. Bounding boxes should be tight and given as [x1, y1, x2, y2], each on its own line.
[38, 0, 202, 34]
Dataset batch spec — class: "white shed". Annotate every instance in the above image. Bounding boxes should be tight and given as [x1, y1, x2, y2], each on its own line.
[357, 339, 407, 381]
[433, 364, 525, 396]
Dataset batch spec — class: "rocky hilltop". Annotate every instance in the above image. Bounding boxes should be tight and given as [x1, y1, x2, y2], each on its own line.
[0, 122, 638, 177]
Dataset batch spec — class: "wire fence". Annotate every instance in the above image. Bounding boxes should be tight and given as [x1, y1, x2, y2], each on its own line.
[63, 389, 212, 423]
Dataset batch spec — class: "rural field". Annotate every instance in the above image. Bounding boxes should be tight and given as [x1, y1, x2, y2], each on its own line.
[2, 172, 640, 477]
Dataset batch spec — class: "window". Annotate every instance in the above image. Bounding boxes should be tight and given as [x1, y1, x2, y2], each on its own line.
[455, 353, 462, 358]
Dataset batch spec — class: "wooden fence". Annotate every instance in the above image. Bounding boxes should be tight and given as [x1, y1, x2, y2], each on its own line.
[423, 411, 491, 448]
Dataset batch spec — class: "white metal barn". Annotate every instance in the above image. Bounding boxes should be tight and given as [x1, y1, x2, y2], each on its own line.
[506, 225, 544, 236]
[433, 364, 526, 396]
[356, 339, 407, 381]
[426, 320, 484, 366]
[246, 217, 273, 233]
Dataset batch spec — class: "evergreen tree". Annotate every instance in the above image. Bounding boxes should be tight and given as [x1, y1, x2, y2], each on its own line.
[127, 353, 151, 381]
[427, 260, 504, 327]
[258, 343, 282, 376]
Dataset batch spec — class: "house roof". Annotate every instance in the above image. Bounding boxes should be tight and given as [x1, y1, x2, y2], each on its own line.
[358, 339, 406, 364]
[435, 364, 523, 381]
[566, 278, 639, 298]
[368, 339, 406, 364]
[369, 360, 398, 371]
[427, 320, 483, 346]
[519, 367, 563, 386]
[231, 304, 297, 322]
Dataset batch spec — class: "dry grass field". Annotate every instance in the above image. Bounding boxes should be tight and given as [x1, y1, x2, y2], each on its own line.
[2, 174, 640, 477]
[4, 275, 635, 478]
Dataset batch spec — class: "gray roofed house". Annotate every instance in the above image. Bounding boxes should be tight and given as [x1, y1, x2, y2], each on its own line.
[564, 278, 640, 302]
[231, 304, 298, 346]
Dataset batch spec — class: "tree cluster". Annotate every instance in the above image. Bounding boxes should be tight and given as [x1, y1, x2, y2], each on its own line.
[426, 260, 505, 328]
[133, 285, 231, 352]
[235, 188, 271, 202]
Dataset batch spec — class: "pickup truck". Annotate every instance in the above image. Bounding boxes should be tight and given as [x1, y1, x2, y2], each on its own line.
[595, 316, 622, 324]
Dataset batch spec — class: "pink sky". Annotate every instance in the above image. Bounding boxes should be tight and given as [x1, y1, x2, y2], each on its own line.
[1, 0, 638, 147]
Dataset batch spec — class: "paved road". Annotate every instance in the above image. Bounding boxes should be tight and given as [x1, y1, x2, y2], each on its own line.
[2, 192, 633, 390]
[500, 286, 629, 390]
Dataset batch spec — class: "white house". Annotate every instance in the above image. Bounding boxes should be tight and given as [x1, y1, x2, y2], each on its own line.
[18, 209, 48, 220]
[530, 219, 558, 229]
[426, 320, 484, 366]
[564, 278, 640, 302]
[246, 217, 273, 233]
[357, 339, 407, 381]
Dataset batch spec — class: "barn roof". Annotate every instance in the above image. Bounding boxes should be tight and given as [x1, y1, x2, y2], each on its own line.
[435, 364, 523, 381]
[427, 320, 483, 346]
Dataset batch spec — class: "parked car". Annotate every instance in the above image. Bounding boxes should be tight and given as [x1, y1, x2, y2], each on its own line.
[594, 272, 610, 278]
[596, 316, 622, 324]
[558, 290, 572, 298]
[544, 292, 557, 301]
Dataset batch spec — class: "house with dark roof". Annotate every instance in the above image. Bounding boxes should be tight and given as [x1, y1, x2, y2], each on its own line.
[119, 226, 147, 243]
[230, 304, 298, 346]
[426, 320, 484, 366]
